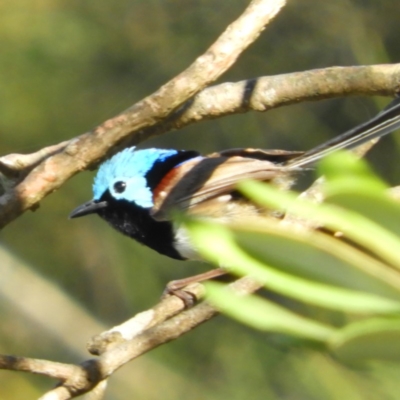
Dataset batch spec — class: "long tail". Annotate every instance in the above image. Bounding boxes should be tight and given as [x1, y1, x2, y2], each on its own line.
[286, 96, 400, 169]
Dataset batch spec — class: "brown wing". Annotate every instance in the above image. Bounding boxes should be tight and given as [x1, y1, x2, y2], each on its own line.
[212, 148, 305, 163]
[150, 152, 294, 220]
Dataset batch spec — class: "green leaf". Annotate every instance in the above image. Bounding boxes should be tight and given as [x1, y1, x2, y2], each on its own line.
[234, 226, 400, 301]
[318, 152, 400, 237]
[239, 180, 400, 271]
[325, 191, 400, 238]
[330, 318, 400, 363]
[206, 281, 335, 342]
[318, 151, 387, 193]
[186, 219, 400, 313]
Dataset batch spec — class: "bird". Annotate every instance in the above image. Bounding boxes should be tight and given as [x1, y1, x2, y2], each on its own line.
[70, 97, 400, 263]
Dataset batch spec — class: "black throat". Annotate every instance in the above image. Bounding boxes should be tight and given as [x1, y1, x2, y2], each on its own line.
[97, 192, 185, 260]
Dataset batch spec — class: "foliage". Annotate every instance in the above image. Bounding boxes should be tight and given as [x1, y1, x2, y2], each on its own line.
[188, 152, 400, 363]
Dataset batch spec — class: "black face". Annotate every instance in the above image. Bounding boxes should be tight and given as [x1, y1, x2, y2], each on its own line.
[95, 191, 185, 260]
[70, 150, 202, 260]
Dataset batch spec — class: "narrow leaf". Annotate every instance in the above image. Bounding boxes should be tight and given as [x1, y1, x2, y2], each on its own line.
[187, 220, 400, 313]
[206, 281, 335, 342]
[239, 180, 400, 271]
[330, 318, 400, 363]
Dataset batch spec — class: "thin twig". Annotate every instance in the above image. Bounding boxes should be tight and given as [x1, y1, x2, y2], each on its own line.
[0, 355, 82, 381]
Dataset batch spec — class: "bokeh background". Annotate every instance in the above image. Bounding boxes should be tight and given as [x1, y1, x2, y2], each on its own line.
[1, 0, 400, 398]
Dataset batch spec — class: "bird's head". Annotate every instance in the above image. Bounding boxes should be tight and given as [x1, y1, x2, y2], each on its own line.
[69, 147, 199, 219]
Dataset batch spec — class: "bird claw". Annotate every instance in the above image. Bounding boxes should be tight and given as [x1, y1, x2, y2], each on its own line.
[162, 285, 198, 308]
[161, 268, 227, 308]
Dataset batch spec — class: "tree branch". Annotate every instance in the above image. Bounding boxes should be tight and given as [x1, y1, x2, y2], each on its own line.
[0, 277, 261, 399]
[1, 63, 400, 229]
[2, 64, 400, 176]
[0, 355, 82, 381]
[137, 63, 400, 139]
[0, 0, 285, 229]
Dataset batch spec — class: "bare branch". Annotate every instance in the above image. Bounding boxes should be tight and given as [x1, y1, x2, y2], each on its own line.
[0, 355, 82, 381]
[1, 65, 399, 180]
[84, 380, 108, 400]
[0, 141, 70, 178]
[0, 0, 285, 229]
[88, 282, 206, 355]
[2, 64, 399, 181]
[177, 64, 400, 120]
[135, 63, 400, 142]
[29, 277, 261, 399]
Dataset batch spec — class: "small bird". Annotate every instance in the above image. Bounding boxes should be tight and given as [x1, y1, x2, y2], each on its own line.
[70, 98, 400, 262]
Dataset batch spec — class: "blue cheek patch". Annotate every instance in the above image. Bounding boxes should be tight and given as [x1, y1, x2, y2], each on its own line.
[92, 147, 179, 207]
[112, 176, 154, 208]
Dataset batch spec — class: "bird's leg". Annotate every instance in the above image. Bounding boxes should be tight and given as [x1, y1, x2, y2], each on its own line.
[164, 267, 227, 307]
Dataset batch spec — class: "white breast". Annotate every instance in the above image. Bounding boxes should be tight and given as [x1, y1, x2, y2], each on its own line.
[173, 226, 203, 261]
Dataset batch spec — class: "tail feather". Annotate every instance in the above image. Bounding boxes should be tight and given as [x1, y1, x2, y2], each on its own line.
[286, 96, 400, 169]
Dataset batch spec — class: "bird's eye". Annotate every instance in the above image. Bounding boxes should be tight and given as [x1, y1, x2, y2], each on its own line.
[113, 181, 126, 193]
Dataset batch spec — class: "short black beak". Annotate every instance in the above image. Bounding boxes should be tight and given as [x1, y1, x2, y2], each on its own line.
[69, 200, 108, 219]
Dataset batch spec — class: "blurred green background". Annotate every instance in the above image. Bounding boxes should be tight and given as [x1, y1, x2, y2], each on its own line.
[1, 0, 400, 398]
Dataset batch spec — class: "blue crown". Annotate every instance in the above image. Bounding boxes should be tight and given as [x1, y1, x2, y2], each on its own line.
[93, 147, 178, 207]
